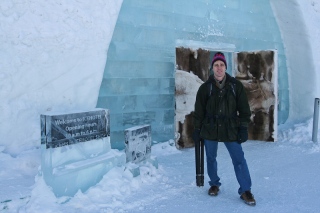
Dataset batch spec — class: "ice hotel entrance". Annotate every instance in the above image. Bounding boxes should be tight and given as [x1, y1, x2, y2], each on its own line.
[175, 45, 277, 148]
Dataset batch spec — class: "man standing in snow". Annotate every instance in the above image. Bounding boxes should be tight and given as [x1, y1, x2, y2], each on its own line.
[192, 52, 256, 206]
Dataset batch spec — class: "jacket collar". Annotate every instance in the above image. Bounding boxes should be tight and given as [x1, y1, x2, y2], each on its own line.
[209, 73, 232, 89]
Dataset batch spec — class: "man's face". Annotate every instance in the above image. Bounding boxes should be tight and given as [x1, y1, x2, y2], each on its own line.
[213, 60, 226, 80]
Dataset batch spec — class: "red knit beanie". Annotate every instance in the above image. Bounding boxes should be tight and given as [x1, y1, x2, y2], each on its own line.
[211, 52, 227, 69]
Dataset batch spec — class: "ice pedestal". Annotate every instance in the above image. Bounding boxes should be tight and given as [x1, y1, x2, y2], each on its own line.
[124, 156, 158, 177]
[41, 137, 126, 197]
[125, 162, 140, 177]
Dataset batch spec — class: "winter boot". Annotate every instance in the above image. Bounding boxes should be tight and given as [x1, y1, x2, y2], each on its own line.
[208, 186, 219, 196]
[240, 191, 256, 206]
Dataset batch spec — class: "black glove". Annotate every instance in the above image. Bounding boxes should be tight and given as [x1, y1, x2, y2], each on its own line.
[237, 126, 248, 143]
[192, 129, 201, 144]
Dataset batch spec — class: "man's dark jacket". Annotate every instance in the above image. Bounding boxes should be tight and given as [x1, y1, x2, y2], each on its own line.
[193, 73, 251, 142]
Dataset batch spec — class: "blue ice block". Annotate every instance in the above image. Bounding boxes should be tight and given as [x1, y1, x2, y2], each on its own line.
[41, 141, 126, 197]
[40, 109, 126, 197]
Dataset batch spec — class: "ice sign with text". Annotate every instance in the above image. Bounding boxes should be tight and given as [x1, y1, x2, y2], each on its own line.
[125, 125, 152, 163]
[41, 109, 110, 148]
[39, 108, 127, 197]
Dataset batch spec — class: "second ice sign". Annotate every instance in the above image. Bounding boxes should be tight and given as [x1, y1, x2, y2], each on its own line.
[125, 125, 152, 163]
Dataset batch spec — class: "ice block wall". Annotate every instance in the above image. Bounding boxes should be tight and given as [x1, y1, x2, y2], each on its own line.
[97, 0, 289, 149]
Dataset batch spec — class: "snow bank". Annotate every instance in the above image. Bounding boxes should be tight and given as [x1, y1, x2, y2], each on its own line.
[0, 0, 123, 155]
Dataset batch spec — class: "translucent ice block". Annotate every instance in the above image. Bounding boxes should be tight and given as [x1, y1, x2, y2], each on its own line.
[40, 109, 126, 197]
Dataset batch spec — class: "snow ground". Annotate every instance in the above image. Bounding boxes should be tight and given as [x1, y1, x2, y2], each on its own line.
[1, 119, 320, 212]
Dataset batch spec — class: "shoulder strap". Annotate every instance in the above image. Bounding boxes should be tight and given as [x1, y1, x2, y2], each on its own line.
[207, 81, 214, 98]
[229, 77, 237, 99]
